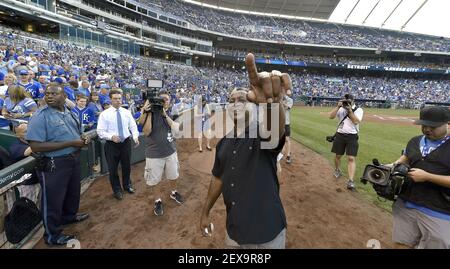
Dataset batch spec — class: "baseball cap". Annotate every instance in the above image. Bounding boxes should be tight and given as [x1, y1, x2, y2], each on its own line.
[414, 106, 450, 127]
[54, 77, 65, 84]
[57, 69, 65, 76]
[19, 69, 29, 75]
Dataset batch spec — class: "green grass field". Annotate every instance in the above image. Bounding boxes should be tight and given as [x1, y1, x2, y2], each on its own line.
[290, 106, 421, 211]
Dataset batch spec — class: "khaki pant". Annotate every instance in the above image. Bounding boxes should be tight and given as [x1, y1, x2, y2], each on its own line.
[225, 228, 286, 249]
[144, 152, 179, 186]
[393, 199, 450, 249]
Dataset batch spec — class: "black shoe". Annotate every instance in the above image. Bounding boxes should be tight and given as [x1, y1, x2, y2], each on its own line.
[45, 234, 76, 246]
[170, 191, 184, 204]
[62, 213, 89, 226]
[154, 200, 164, 216]
[114, 191, 123, 200]
[124, 186, 135, 194]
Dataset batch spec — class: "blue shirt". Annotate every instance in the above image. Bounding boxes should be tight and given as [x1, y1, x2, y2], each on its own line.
[72, 106, 95, 131]
[18, 81, 41, 99]
[133, 111, 143, 132]
[99, 93, 110, 106]
[36, 82, 46, 99]
[87, 102, 102, 122]
[88, 74, 96, 82]
[419, 135, 448, 157]
[4, 97, 37, 121]
[64, 86, 76, 102]
[77, 87, 91, 98]
[26, 106, 82, 157]
[0, 98, 10, 127]
[38, 64, 50, 76]
[405, 201, 450, 221]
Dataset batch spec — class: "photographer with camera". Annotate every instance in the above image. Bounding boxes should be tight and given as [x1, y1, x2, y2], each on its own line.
[389, 106, 450, 249]
[328, 94, 363, 190]
[138, 89, 183, 216]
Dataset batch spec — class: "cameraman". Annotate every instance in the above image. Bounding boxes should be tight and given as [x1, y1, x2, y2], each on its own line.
[328, 94, 363, 190]
[138, 90, 183, 216]
[390, 106, 450, 249]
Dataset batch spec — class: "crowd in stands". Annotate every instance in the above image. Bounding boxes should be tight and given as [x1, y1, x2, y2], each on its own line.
[214, 48, 450, 70]
[293, 73, 449, 104]
[146, 0, 449, 52]
[0, 26, 449, 136]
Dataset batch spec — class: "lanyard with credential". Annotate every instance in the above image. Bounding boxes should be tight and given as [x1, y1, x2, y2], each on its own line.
[420, 135, 450, 158]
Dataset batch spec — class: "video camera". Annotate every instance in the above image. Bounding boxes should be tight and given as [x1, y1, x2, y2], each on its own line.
[361, 159, 410, 201]
[341, 100, 352, 107]
[142, 80, 164, 113]
[341, 94, 354, 107]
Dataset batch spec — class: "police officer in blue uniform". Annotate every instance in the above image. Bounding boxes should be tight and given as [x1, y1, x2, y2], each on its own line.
[26, 82, 89, 246]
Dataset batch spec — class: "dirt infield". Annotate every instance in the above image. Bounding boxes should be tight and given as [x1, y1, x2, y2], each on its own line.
[34, 135, 397, 249]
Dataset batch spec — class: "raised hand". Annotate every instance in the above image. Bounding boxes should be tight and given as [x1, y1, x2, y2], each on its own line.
[245, 53, 292, 104]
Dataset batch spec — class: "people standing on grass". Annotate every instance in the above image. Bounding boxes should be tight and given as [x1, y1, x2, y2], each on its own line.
[328, 94, 364, 191]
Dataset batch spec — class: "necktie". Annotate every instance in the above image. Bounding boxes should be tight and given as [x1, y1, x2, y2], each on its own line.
[116, 109, 125, 142]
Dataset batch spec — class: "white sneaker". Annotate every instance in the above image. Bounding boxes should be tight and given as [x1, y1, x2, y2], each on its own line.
[334, 169, 342, 179]
[347, 179, 356, 190]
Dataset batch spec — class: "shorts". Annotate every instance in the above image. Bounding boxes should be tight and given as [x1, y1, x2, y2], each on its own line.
[331, 132, 359, 156]
[285, 125, 291, 137]
[392, 199, 450, 249]
[144, 152, 179, 186]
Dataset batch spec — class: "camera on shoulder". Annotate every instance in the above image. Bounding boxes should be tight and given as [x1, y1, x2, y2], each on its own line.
[361, 159, 410, 201]
[142, 80, 164, 113]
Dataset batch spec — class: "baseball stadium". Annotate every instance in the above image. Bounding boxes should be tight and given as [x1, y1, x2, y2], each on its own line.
[0, 0, 449, 251]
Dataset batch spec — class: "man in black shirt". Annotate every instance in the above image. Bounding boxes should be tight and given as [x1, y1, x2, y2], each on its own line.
[200, 53, 291, 248]
[390, 106, 450, 249]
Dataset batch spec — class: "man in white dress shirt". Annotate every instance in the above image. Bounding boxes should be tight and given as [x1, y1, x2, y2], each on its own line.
[97, 88, 140, 200]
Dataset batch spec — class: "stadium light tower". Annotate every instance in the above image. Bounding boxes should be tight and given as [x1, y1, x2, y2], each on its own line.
[381, 0, 403, 27]
[344, 0, 360, 23]
[401, 0, 428, 31]
[362, 0, 381, 25]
